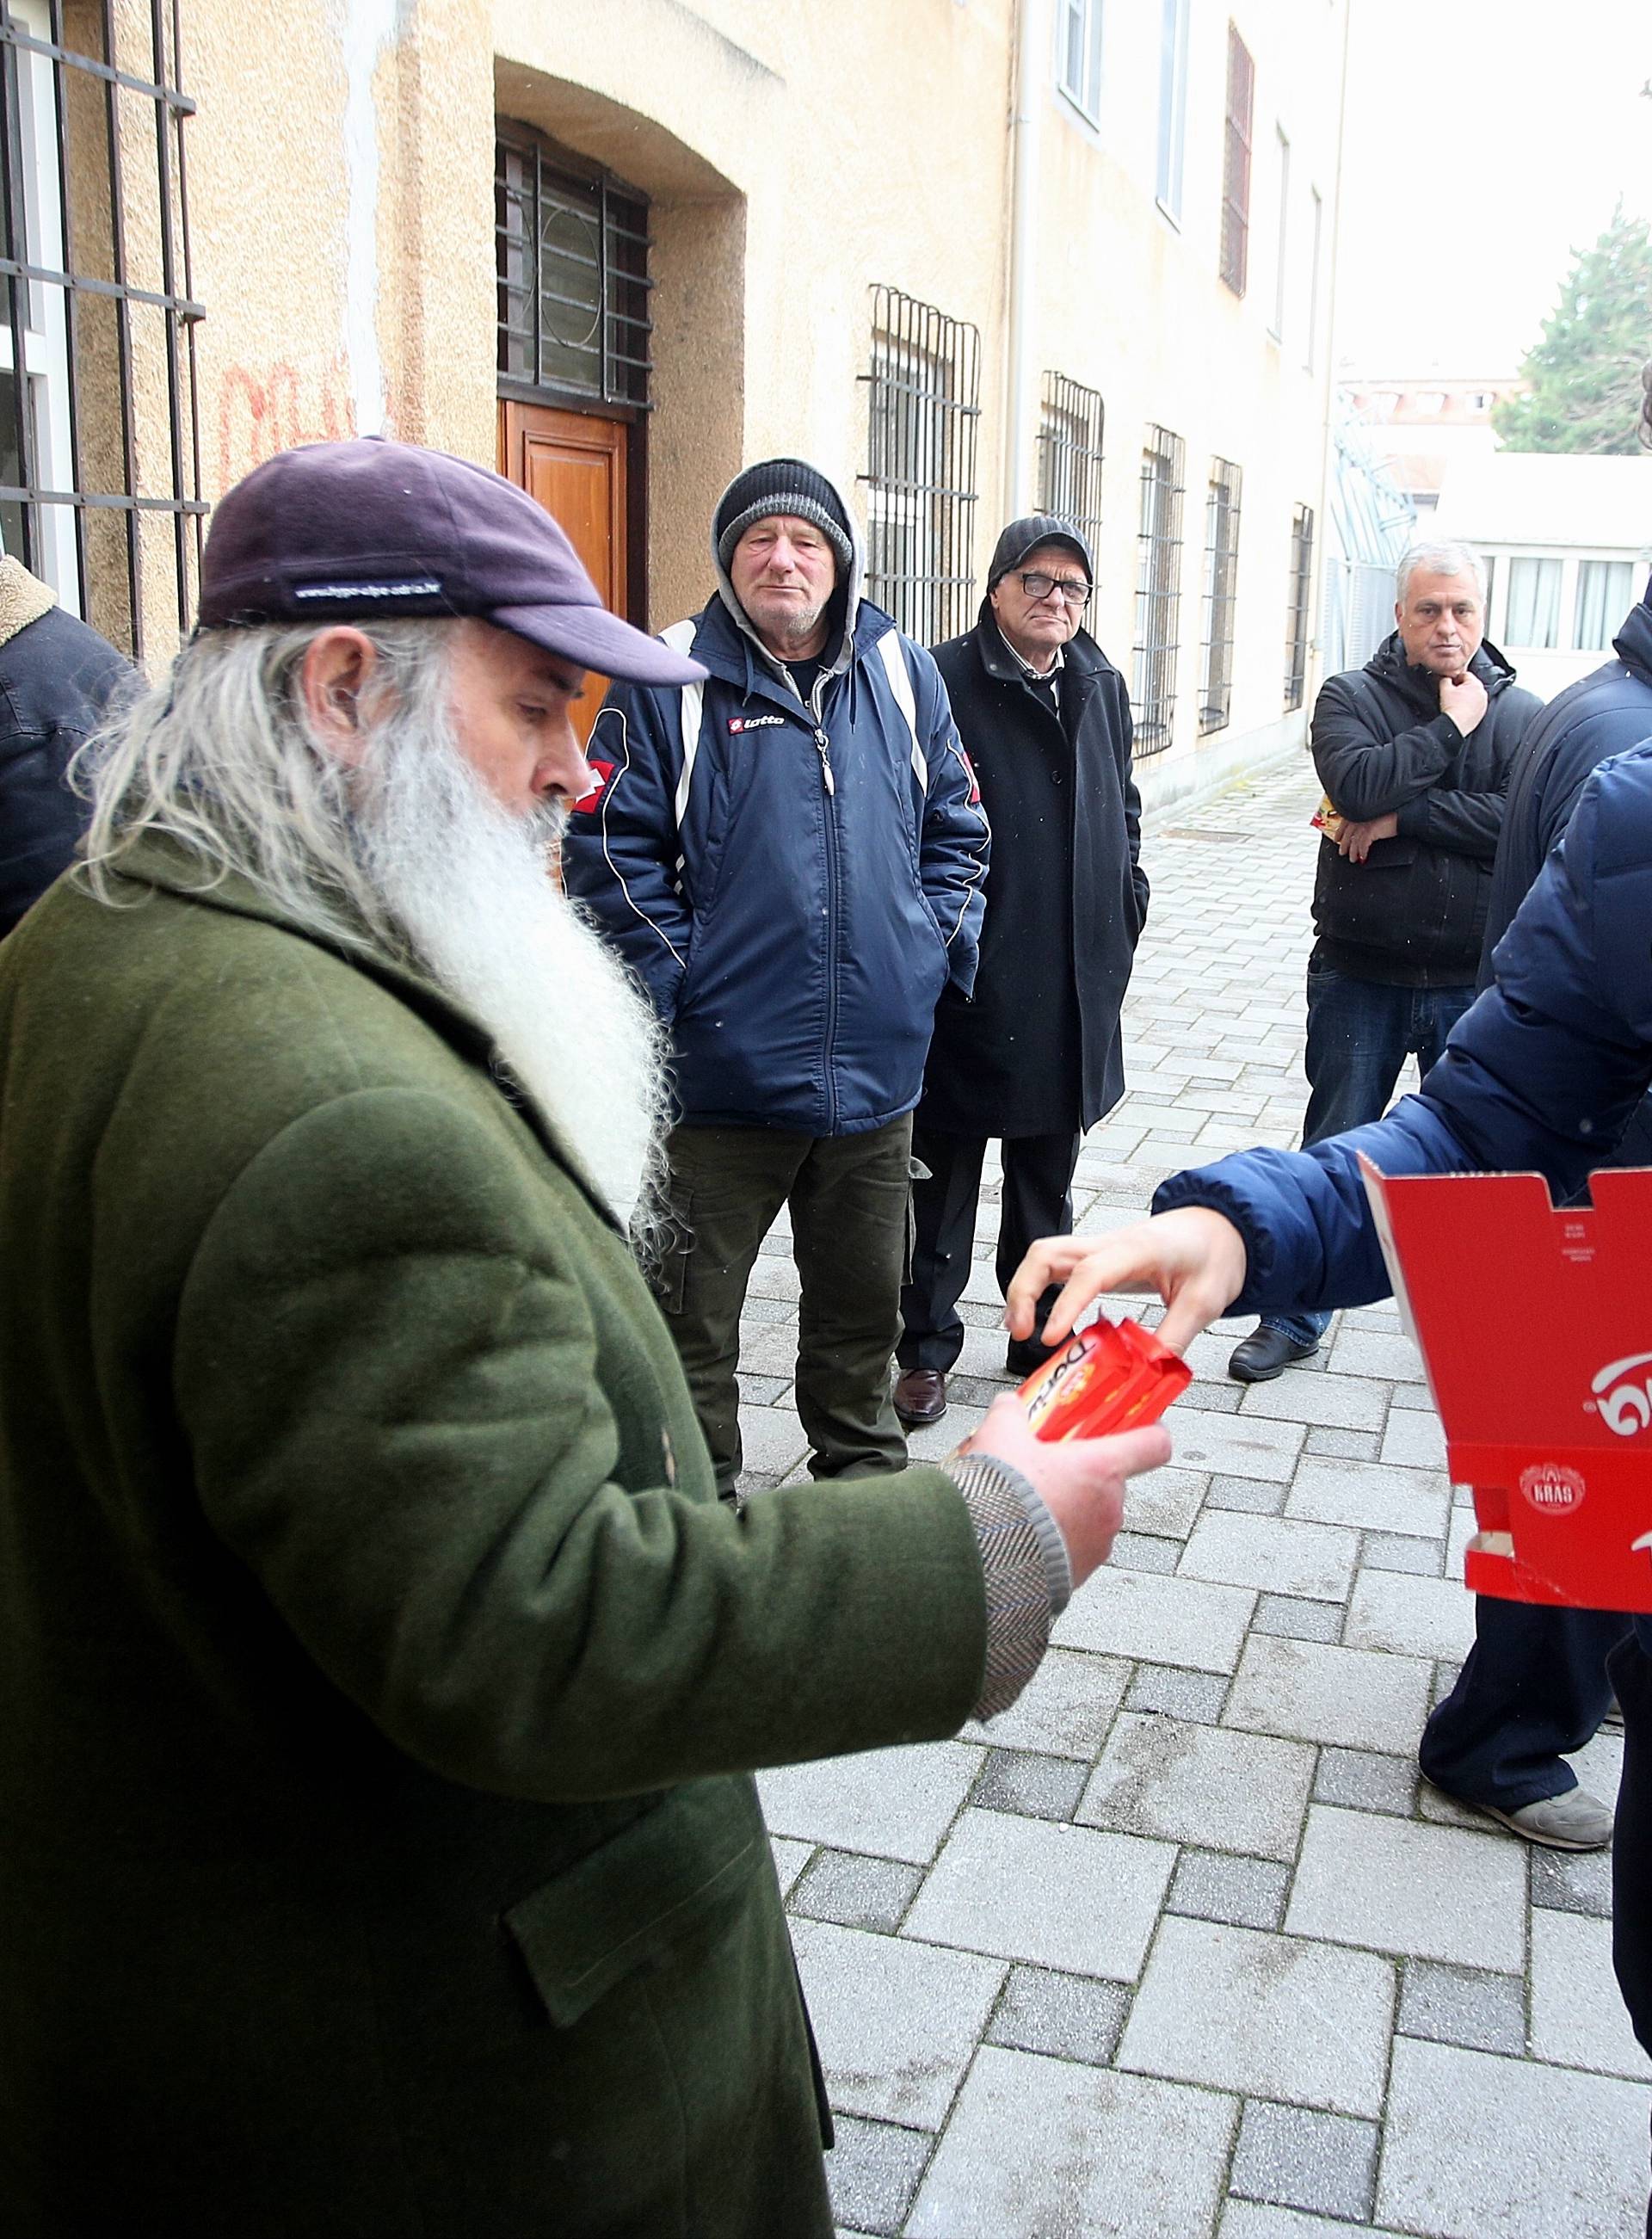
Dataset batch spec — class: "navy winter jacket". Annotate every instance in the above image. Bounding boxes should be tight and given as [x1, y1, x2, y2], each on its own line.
[564, 533, 989, 1137]
[1154, 743, 1652, 1316]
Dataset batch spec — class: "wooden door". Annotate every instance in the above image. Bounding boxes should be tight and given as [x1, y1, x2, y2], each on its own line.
[499, 400, 629, 748]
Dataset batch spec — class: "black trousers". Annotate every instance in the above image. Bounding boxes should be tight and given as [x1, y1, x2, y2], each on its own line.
[1419, 1597, 1630, 1810]
[1608, 1634, 1652, 2235]
[897, 1126, 1081, 1374]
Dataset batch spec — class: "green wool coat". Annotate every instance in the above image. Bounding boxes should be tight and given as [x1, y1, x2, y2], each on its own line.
[0, 840, 989, 2238]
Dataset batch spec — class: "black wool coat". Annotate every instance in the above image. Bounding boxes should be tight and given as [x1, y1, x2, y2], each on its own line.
[918, 611, 1148, 1137]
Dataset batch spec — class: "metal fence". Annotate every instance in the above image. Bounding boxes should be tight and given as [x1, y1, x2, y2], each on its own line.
[1131, 423, 1185, 755]
[0, 1, 205, 661]
[1285, 502, 1316, 711]
[496, 125, 652, 410]
[1037, 371, 1104, 558]
[860, 283, 980, 645]
[1199, 455, 1242, 734]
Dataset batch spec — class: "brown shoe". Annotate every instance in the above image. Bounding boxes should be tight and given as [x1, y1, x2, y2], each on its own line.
[893, 1368, 947, 1428]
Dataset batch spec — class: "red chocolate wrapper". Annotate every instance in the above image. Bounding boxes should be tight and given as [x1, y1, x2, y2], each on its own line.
[1016, 1317, 1191, 1441]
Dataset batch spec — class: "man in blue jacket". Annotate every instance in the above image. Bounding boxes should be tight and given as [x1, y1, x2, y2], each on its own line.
[1006, 738, 1652, 2208]
[564, 460, 989, 1499]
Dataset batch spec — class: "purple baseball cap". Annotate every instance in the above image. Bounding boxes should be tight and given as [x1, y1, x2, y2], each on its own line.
[196, 437, 705, 688]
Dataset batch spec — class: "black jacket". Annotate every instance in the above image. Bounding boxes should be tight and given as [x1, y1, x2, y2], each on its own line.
[917, 611, 1147, 1136]
[1310, 632, 1539, 987]
[1479, 583, 1652, 986]
[0, 572, 132, 937]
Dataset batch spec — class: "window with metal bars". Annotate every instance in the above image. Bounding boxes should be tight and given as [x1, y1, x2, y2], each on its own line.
[1218, 23, 1254, 297]
[1199, 457, 1242, 735]
[1285, 502, 1315, 710]
[1037, 372, 1103, 557]
[496, 125, 651, 410]
[860, 284, 980, 645]
[0, 0, 203, 663]
[1131, 423, 1184, 756]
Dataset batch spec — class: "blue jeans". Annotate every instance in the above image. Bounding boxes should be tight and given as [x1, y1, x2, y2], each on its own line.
[1263, 963, 1476, 1347]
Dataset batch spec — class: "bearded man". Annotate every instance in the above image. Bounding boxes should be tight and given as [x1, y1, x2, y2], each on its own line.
[0, 438, 1167, 2239]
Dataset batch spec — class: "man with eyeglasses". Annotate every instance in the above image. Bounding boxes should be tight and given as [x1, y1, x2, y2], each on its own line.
[894, 515, 1148, 1428]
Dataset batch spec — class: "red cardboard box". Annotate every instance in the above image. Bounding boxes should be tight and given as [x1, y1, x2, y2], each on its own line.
[1360, 1157, 1652, 1612]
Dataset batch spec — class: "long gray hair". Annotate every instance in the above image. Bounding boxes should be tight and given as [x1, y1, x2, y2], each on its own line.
[76, 618, 462, 952]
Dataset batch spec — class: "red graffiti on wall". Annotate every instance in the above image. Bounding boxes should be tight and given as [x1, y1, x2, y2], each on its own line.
[214, 356, 393, 493]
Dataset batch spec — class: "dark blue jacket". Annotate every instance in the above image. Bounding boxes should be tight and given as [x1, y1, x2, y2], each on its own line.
[1479, 580, 1652, 987]
[1155, 744, 1652, 1314]
[0, 583, 132, 937]
[564, 575, 989, 1137]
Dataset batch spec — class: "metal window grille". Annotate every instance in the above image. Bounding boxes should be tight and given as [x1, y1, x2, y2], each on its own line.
[860, 284, 980, 645]
[1037, 372, 1103, 557]
[0, 1, 204, 663]
[1285, 501, 1315, 710]
[1199, 456, 1242, 735]
[1218, 23, 1254, 296]
[496, 125, 651, 409]
[1131, 423, 1185, 756]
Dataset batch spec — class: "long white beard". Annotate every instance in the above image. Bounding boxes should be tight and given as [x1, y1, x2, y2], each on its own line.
[354, 722, 669, 1235]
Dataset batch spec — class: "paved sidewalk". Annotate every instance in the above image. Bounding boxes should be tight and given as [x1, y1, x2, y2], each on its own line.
[739, 758, 1649, 2238]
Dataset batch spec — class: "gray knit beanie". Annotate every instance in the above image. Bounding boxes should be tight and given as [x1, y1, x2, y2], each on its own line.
[713, 459, 854, 577]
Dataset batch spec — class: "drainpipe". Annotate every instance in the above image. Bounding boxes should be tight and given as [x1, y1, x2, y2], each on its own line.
[1004, 0, 1048, 520]
[342, 0, 398, 438]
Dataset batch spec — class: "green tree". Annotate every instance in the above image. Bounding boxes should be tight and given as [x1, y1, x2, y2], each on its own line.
[1492, 207, 1652, 454]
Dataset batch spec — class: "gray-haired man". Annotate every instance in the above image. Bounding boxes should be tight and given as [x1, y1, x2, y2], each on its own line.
[1228, 541, 1540, 1385]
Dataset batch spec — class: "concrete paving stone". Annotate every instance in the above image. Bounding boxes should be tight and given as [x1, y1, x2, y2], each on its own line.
[1285, 1455, 1450, 1539]
[736, 1294, 794, 1329]
[1239, 1368, 1388, 1431]
[770, 1835, 812, 1897]
[823, 2114, 931, 2238]
[1379, 1405, 1447, 1470]
[737, 1318, 798, 1374]
[1217, 2207, 1409, 2239]
[737, 1372, 792, 1406]
[1529, 1909, 1652, 2080]
[758, 1739, 983, 1865]
[1569, 1724, 1626, 1808]
[1167, 1849, 1291, 1932]
[1529, 1842, 1613, 1918]
[1343, 1569, 1476, 1662]
[1125, 1663, 1231, 1722]
[1302, 1425, 1381, 1461]
[1326, 1325, 1426, 1384]
[902, 1400, 986, 1463]
[1181, 1327, 1249, 1383]
[736, 1402, 809, 1476]
[1119, 1915, 1395, 2116]
[1180, 1376, 1246, 1414]
[1229, 2100, 1378, 2222]
[1204, 1474, 1289, 1515]
[788, 1848, 924, 1934]
[1169, 1407, 1305, 1483]
[973, 1745, 1089, 1822]
[1377, 2035, 1652, 2238]
[1361, 1530, 1444, 1576]
[1396, 1957, 1528, 2057]
[1225, 1635, 1434, 1755]
[964, 1644, 1130, 1759]
[790, 1917, 1004, 2129]
[906, 2047, 1236, 2239]
[1080, 1712, 1315, 1860]
[1055, 1564, 1256, 1675]
[1314, 1747, 1416, 1816]
[1415, 1776, 1494, 1834]
[1286, 1805, 1526, 1970]
[903, 1808, 1175, 1981]
[1112, 1530, 1183, 1575]
[1251, 1594, 1344, 1644]
[1180, 1509, 1359, 1603]
[984, 1963, 1130, 2067]
[745, 1253, 803, 1302]
[1122, 1463, 1208, 1539]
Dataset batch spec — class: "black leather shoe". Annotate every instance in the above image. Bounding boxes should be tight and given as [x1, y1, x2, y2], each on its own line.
[893, 1368, 947, 1428]
[1228, 1326, 1320, 1383]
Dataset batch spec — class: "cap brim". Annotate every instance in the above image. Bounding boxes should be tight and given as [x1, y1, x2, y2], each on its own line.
[490, 601, 706, 685]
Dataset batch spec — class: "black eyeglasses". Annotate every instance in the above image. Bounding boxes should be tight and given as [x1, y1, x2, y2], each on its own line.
[1017, 571, 1092, 607]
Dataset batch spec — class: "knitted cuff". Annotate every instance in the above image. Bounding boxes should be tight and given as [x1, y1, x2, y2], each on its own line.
[951, 1452, 1072, 1722]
